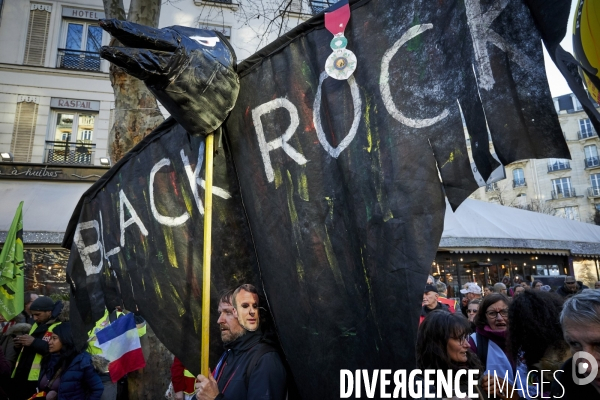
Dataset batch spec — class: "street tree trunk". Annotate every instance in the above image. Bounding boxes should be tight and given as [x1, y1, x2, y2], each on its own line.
[103, 0, 165, 163]
[101, 2, 173, 399]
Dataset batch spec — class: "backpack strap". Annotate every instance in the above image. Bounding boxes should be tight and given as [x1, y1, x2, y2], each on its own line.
[244, 343, 277, 388]
[476, 332, 489, 369]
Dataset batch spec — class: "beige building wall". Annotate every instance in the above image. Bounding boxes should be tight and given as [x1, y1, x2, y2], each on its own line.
[470, 93, 600, 224]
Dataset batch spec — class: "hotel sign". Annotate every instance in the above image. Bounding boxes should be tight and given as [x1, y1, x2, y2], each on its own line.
[51, 98, 100, 112]
[62, 7, 105, 20]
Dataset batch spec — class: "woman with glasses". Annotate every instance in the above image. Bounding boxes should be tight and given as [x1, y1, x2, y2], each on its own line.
[468, 294, 524, 399]
[416, 311, 487, 399]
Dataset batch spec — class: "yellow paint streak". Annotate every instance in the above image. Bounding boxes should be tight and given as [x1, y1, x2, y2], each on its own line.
[296, 259, 305, 282]
[325, 196, 334, 219]
[298, 172, 309, 201]
[152, 274, 163, 299]
[274, 168, 282, 189]
[141, 275, 145, 291]
[364, 97, 372, 153]
[286, 170, 299, 224]
[181, 187, 194, 216]
[323, 228, 345, 289]
[384, 209, 394, 222]
[163, 228, 179, 268]
[170, 283, 186, 317]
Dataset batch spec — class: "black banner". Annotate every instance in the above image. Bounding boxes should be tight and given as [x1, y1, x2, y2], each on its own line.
[64, 0, 575, 398]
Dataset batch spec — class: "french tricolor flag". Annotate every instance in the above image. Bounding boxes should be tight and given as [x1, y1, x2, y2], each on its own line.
[96, 312, 146, 382]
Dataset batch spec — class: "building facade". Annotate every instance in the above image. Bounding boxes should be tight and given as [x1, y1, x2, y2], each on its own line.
[469, 93, 600, 224]
[0, 0, 334, 294]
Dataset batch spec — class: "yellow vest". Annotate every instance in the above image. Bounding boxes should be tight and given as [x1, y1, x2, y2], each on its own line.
[87, 309, 147, 356]
[11, 321, 61, 381]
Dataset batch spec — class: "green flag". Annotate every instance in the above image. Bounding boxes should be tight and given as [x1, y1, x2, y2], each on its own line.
[0, 201, 24, 320]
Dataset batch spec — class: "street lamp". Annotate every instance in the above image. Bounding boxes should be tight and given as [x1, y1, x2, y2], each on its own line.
[0, 152, 13, 162]
[99, 157, 111, 166]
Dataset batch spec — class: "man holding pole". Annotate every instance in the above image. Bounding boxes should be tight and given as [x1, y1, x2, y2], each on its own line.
[194, 285, 287, 400]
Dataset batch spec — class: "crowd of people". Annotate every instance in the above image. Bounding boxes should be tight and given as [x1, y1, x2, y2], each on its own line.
[1, 276, 599, 399]
[419, 275, 600, 399]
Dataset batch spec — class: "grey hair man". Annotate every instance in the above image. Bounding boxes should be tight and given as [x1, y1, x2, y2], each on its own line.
[493, 282, 507, 296]
[552, 289, 600, 398]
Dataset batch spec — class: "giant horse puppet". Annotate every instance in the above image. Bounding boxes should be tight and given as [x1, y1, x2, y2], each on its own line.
[63, 0, 596, 398]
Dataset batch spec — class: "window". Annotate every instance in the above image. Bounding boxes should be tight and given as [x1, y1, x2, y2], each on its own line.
[512, 168, 525, 187]
[585, 145, 600, 168]
[551, 177, 574, 198]
[485, 182, 498, 192]
[547, 158, 570, 172]
[24, 4, 52, 66]
[590, 174, 600, 197]
[46, 111, 96, 164]
[555, 206, 580, 221]
[10, 98, 40, 162]
[57, 20, 102, 71]
[579, 118, 594, 139]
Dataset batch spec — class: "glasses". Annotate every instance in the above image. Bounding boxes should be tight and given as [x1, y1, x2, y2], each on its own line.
[451, 334, 469, 344]
[486, 309, 508, 319]
[467, 309, 478, 314]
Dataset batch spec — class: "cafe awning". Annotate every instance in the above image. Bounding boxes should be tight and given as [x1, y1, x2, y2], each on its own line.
[0, 180, 93, 245]
[441, 199, 600, 257]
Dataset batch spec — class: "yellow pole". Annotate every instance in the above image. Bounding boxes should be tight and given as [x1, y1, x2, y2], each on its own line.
[201, 133, 214, 377]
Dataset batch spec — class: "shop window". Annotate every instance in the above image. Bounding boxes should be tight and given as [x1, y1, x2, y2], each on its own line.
[24, 4, 52, 66]
[57, 20, 102, 71]
[10, 98, 40, 162]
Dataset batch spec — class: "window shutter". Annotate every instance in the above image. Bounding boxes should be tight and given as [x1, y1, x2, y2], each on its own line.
[23, 4, 52, 66]
[10, 101, 39, 162]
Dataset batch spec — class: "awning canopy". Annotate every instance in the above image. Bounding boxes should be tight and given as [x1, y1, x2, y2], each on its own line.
[0, 181, 93, 245]
[441, 199, 600, 257]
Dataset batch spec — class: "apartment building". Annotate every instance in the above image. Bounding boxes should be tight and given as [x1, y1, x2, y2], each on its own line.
[470, 93, 600, 225]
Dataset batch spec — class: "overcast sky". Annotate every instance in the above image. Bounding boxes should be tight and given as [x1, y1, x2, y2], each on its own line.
[545, 0, 578, 97]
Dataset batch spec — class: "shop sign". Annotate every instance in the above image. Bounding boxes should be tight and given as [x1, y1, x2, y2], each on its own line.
[62, 7, 105, 20]
[51, 98, 100, 111]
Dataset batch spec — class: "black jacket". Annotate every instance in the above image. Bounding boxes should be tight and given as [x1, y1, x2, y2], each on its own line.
[556, 281, 589, 298]
[214, 330, 287, 400]
[551, 357, 600, 399]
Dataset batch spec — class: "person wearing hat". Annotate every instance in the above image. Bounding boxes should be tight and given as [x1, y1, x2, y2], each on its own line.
[459, 282, 482, 318]
[10, 296, 63, 400]
[419, 285, 449, 325]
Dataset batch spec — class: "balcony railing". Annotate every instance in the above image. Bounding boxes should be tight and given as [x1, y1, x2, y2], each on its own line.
[588, 187, 600, 197]
[578, 129, 597, 140]
[547, 161, 570, 172]
[513, 178, 526, 188]
[57, 49, 101, 72]
[311, 0, 337, 14]
[551, 188, 576, 200]
[45, 141, 96, 165]
[585, 157, 600, 168]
